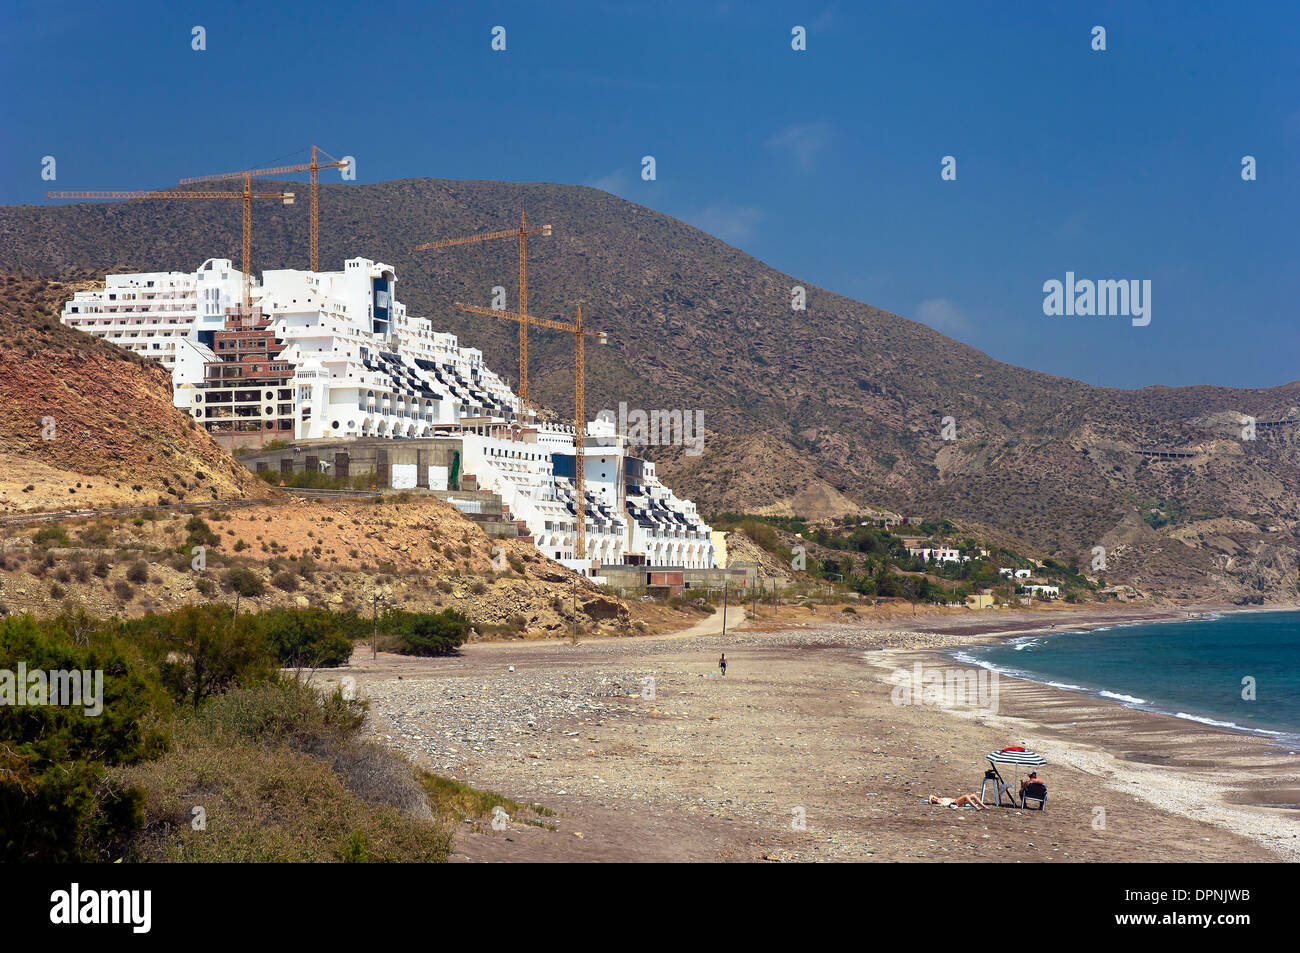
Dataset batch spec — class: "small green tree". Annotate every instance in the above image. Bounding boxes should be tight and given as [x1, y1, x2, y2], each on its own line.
[257, 608, 354, 668]
[222, 567, 264, 597]
[386, 609, 471, 657]
[125, 605, 274, 709]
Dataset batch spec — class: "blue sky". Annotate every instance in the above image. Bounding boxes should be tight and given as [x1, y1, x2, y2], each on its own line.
[2, 1, 1296, 389]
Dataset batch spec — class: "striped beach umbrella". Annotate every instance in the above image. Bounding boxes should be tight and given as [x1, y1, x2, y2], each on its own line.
[981, 747, 1047, 805]
[987, 747, 1047, 767]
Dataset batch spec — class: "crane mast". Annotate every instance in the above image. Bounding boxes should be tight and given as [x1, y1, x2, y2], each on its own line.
[415, 211, 552, 408]
[454, 301, 607, 567]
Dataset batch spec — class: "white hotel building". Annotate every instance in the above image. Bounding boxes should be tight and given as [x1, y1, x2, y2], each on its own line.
[61, 259, 247, 369]
[60, 257, 715, 573]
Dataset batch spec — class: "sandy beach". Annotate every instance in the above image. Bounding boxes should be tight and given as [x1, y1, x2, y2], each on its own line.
[322, 603, 1300, 862]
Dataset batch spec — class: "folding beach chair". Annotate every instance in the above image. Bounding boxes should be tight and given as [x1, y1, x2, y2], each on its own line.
[1020, 781, 1047, 810]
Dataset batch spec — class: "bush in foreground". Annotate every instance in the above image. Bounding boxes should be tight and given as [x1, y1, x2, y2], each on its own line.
[114, 678, 452, 862]
[0, 605, 494, 861]
[0, 611, 170, 862]
[383, 608, 471, 656]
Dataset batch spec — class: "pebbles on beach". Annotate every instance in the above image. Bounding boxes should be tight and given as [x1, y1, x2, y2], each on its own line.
[338, 617, 1290, 862]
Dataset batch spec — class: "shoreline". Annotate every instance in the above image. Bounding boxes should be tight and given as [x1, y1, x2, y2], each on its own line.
[927, 603, 1300, 747]
[331, 601, 1297, 861]
[865, 606, 1300, 860]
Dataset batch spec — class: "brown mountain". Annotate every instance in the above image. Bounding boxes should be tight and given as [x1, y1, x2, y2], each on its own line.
[1, 180, 1297, 601]
[0, 274, 260, 513]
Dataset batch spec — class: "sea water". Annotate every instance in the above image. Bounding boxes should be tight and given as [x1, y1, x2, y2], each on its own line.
[953, 610, 1300, 745]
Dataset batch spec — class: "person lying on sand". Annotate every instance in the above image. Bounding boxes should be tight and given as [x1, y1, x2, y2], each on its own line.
[927, 794, 987, 810]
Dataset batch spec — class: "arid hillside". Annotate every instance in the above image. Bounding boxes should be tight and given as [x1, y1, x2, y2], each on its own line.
[0, 496, 640, 635]
[0, 274, 260, 514]
[1, 184, 1297, 600]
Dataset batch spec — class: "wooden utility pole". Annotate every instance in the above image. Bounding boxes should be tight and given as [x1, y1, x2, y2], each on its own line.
[721, 582, 729, 637]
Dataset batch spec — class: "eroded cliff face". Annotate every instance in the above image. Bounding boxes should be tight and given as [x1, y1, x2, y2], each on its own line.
[0, 274, 259, 515]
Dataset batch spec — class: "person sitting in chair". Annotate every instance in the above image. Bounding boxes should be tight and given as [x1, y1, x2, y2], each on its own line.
[1020, 772, 1047, 808]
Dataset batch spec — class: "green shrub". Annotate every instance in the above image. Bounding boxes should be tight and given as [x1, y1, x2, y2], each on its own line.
[126, 560, 149, 584]
[384, 609, 471, 657]
[0, 611, 169, 861]
[33, 524, 68, 547]
[122, 605, 275, 709]
[222, 567, 264, 597]
[185, 515, 219, 549]
[77, 525, 111, 546]
[257, 608, 354, 668]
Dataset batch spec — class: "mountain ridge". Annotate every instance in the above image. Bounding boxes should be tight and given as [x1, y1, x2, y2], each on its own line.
[2, 178, 1296, 600]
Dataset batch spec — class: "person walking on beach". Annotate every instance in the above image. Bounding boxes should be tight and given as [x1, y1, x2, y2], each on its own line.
[719, 653, 727, 676]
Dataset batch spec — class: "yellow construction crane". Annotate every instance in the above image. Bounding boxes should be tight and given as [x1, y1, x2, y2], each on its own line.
[45, 186, 295, 309]
[455, 301, 606, 566]
[415, 211, 552, 406]
[179, 145, 350, 272]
